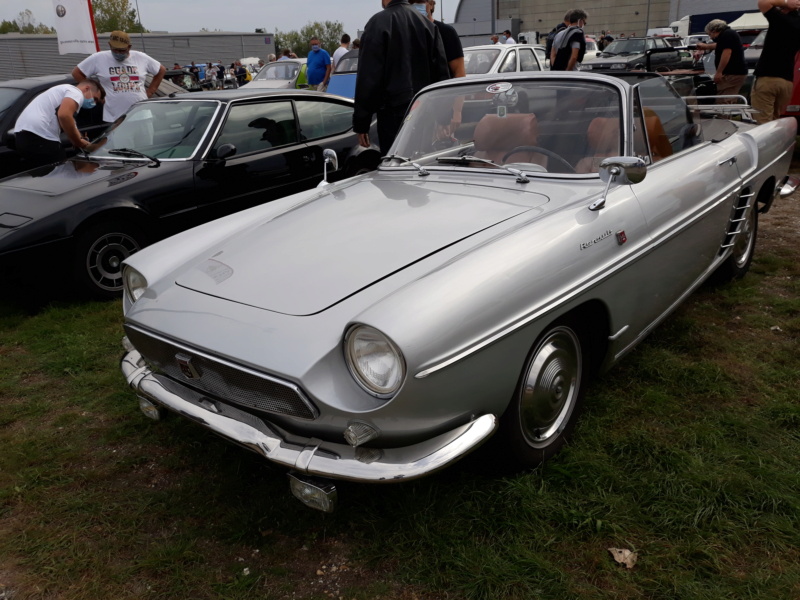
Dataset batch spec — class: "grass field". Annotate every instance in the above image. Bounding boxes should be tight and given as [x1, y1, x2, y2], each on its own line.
[1, 157, 799, 599]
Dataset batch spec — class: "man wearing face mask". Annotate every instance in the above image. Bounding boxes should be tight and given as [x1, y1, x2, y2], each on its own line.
[12, 78, 105, 168]
[306, 36, 332, 91]
[354, 0, 450, 155]
[71, 31, 166, 125]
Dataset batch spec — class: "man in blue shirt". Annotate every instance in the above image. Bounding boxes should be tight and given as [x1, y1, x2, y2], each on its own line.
[306, 36, 332, 91]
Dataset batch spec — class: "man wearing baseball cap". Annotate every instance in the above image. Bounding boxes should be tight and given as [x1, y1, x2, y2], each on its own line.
[71, 30, 166, 124]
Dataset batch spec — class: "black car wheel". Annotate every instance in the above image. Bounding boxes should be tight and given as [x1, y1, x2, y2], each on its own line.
[74, 220, 148, 298]
[499, 321, 587, 468]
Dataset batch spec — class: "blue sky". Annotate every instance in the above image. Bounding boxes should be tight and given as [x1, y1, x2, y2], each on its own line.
[2, 0, 458, 37]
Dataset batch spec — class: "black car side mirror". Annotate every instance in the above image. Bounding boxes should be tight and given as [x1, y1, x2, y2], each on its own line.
[216, 144, 237, 160]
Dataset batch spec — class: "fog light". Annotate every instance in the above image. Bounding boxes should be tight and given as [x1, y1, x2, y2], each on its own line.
[288, 473, 337, 513]
[138, 397, 163, 421]
[343, 421, 380, 447]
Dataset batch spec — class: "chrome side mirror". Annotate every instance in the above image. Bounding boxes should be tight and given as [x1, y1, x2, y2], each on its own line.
[317, 148, 339, 188]
[590, 157, 647, 211]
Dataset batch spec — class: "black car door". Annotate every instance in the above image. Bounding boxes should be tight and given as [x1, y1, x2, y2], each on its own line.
[294, 97, 358, 181]
[194, 99, 314, 217]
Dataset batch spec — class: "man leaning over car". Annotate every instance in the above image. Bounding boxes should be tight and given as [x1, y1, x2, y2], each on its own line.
[12, 79, 105, 169]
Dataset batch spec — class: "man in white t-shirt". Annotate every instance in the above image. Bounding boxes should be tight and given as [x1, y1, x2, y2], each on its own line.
[71, 30, 166, 124]
[12, 79, 105, 168]
[332, 34, 351, 69]
[502, 30, 516, 44]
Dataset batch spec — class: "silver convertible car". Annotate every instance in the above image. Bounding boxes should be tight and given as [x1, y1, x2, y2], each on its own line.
[120, 72, 797, 512]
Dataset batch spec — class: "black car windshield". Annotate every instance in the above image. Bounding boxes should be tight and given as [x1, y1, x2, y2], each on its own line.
[389, 79, 622, 175]
[603, 39, 646, 55]
[463, 48, 502, 74]
[90, 100, 219, 160]
[253, 61, 302, 81]
[0, 87, 24, 119]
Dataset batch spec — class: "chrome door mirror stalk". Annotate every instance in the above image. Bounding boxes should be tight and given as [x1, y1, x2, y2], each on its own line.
[590, 157, 647, 211]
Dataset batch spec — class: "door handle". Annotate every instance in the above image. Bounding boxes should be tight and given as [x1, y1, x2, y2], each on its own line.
[717, 156, 737, 166]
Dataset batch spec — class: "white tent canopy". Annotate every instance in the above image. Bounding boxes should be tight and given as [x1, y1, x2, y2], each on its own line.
[728, 12, 768, 30]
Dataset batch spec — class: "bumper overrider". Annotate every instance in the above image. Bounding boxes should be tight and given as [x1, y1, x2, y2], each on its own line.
[121, 342, 498, 510]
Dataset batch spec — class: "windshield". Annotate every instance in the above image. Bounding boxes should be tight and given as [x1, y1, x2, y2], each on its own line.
[389, 79, 622, 175]
[603, 39, 646, 55]
[335, 54, 359, 73]
[0, 87, 24, 119]
[253, 61, 302, 81]
[463, 48, 502, 74]
[91, 100, 219, 160]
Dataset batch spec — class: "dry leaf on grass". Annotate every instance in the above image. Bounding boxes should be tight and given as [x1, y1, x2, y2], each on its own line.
[608, 547, 638, 569]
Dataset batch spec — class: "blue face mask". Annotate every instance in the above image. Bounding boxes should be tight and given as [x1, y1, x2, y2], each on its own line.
[413, 3, 428, 16]
[311, 44, 320, 52]
[112, 50, 129, 62]
[500, 35, 507, 42]
[82, 96, 96, 109]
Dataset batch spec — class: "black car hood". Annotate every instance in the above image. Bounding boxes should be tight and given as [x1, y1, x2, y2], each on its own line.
[0, 157, 151, 196]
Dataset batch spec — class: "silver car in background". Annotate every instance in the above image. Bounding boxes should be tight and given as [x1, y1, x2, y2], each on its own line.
[120, 72, 796, 512]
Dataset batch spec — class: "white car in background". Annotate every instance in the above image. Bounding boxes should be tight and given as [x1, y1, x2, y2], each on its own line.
[463, 44, 545, 76]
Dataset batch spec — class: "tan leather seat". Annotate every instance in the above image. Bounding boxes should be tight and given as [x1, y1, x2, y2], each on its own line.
[575, 117, 620, 174]
[473, 113, 547, 168]
[643, 108, 673, 162]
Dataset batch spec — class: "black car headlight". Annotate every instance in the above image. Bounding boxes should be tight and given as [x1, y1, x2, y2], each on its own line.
[344, 325, 405, 398]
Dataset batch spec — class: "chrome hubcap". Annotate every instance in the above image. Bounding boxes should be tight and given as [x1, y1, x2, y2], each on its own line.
[86, 232, 141, 292]
[519, 327, 581, 448]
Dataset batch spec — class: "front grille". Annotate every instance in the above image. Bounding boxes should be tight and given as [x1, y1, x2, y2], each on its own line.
[125, 324, 318, 420]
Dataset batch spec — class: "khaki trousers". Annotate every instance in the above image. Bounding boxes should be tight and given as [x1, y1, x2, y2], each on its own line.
[750, 76, 794, 124]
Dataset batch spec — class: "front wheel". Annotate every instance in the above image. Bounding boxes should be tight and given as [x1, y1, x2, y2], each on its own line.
[499, 322, 587, 468]
[73, 220, 148, 299]
[713, 205, 758, 283]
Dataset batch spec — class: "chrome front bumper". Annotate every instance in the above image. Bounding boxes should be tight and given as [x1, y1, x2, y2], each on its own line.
[121, 346, 498, 483]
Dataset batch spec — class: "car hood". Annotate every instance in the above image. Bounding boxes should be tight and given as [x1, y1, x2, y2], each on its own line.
[0, 158, 148, 196]
[175, 176, 549, 315]
[244, 80, 294, 89]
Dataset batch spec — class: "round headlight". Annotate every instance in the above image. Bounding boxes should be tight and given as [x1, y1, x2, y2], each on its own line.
[344, 325, 405, 398]
[123, 266, 148, 303]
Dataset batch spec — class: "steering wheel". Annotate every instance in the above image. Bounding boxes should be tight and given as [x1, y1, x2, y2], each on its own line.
[501, 146, 576, 173]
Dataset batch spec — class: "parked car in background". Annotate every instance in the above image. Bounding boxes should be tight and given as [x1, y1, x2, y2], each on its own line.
[585, 36, 598, 53]
[581, 37, 683, 71]
[327, 49, 359, 98]
[744, 29, 765, 70]
[463, 44, 544, 75]
[246, 59, 308, 89]
[166, 68, 202, 92]
[531, 44, 548, 68]
[0, 89, 380, 298]
[120, 71, 796, 513]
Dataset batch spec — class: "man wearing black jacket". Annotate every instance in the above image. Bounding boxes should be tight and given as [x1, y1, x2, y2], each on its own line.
[354, 0, 450, 155]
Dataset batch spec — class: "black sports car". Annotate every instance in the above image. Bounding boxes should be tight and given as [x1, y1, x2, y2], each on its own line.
[0, 89, 380, 298]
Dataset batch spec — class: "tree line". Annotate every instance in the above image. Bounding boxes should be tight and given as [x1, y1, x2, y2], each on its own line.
[0, 0, 146, 35]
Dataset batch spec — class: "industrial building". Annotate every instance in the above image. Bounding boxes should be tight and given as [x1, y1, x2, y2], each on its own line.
[0, 31, 275, 81]
[451, 0, 759, 46]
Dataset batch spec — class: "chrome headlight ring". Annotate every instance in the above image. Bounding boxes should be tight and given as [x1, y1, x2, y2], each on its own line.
[344, 324, 406, 399]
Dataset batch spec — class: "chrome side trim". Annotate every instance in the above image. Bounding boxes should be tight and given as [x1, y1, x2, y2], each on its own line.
[415, 184, 740, 379]
[121, 347, 497, 482]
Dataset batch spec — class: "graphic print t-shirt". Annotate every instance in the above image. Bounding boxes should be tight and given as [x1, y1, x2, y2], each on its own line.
[77, 50, 162, 121]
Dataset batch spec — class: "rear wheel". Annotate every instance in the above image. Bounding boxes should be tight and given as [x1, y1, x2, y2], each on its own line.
[499, 321, 587, 468]
[73, 220, 148, 299]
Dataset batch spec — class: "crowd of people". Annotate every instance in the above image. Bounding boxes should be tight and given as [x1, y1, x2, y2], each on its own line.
[8, 0, 800, 170]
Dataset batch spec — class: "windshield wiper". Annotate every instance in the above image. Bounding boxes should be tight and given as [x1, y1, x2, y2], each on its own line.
[108, 148, 161, 167]
[381, 154, 429, 176]
[437, 155, 532, 183]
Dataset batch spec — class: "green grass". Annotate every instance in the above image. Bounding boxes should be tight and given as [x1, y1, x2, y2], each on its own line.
[1, 197, 799, 599]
